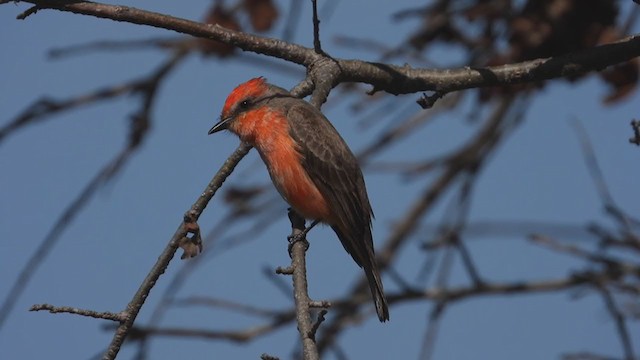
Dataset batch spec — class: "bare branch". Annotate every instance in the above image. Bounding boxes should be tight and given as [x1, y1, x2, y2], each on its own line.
[342, 34, 640, 95]
[48, 37, 184, 58]
[571, 121, 616, 208]
[529, 234, 637, 272]
[385, 267, 639, 307]
[16, 4, 39, 19]
[7, 1, 640, 96]
[30, 304, 125, 322]
[102, 142, 252, 360]
[172, 296, 282, 318]
[287, 209, 320, 360]
[0, 50, 185, 143]
[419, 303, 446, 360]
[14, 0, 314, 65]
[597, 287, 636, 360]
[126, 319, 294, 344]
[0, 83, 136, 142]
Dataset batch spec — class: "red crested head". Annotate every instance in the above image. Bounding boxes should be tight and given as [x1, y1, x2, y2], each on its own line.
[220, 77, 269, 120]
[209, 77, 289, 136]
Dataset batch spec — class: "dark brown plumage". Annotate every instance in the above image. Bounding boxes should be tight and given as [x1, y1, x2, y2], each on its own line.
[286, 103, 388, 321]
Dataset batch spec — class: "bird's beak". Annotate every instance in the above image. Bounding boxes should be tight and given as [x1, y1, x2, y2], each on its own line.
[208, 116, 232, 135]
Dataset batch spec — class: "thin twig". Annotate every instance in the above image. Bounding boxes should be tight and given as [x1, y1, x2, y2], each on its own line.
[16, 4, 38, 19]
[596, 286, 636, 360]
[48, 37, 184, 58]
[572, 120, 636, 240]
[262, 265, 295, 298]
[419, 303, 446, 360]
[0, 82, 137, 142]
[310, 0, 322, 54]
[125, 317, 295, 344]
[571, 121, 616, 207]
[30, 304, 125, 322]
[529, 234, 636, 272]
[171, 296, 281, 318]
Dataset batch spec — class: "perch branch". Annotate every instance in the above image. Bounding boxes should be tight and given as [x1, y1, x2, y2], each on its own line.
[101, 142, 251, 360]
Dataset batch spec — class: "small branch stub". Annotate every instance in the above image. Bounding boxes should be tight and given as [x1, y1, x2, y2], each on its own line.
[260, 354, 280, 360]
[275, 266, 294, 275]
[30, 303, 126, 322]
[417, 91, 445, 109]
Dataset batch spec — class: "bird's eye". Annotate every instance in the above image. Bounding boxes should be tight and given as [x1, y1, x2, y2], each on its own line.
[239, 99, 251, 109]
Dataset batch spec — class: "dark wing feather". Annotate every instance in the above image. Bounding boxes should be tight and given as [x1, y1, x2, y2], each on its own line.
[285, 102, 389, 321]
[285, 103, 373, 265]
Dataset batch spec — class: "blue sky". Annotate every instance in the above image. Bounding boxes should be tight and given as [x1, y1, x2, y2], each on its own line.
[1, 1, 639, 359]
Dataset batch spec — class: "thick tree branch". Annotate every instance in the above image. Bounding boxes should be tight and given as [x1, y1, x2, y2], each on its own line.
[14, 0, 314, 65]
[9, 1, 640, 96]
[342, 34, 640, 94]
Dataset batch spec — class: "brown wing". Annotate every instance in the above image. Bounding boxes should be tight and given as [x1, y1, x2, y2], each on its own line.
[285, 102, 389, 321]
[285, 103, 374, 264]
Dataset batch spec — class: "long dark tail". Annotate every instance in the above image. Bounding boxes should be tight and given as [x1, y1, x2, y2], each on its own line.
[365, 263, 389, 322]
[332, 225, 389, 322]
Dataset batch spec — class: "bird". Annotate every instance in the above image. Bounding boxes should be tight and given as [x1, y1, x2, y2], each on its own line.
[209, 77, 389, 322]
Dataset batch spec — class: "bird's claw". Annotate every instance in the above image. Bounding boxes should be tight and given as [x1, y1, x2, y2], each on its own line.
[287, 232, 309, 257]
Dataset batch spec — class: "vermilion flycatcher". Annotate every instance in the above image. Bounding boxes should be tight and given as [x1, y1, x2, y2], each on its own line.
[209, 77, 389, 322]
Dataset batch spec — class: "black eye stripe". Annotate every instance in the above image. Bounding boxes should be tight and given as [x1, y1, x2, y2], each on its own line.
[234, 94, 285, 116]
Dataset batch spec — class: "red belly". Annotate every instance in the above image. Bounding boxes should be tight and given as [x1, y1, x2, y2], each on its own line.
[261, 142, 331, 221]
[243, 108, 332, 222]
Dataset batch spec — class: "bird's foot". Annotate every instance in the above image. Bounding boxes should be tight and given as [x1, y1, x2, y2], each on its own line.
[287, 232, 310, 257]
